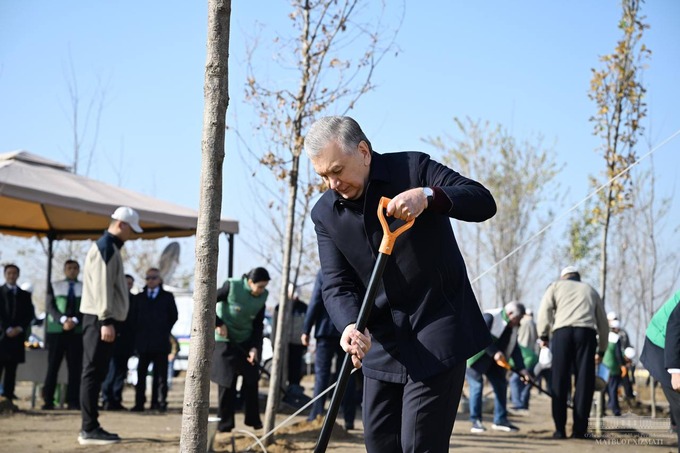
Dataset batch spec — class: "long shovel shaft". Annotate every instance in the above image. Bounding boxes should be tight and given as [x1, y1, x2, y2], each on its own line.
[313, 253, 389, 453]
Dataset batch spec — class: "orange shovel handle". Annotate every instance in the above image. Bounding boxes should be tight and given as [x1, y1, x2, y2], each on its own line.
[377, 197, 415, 255]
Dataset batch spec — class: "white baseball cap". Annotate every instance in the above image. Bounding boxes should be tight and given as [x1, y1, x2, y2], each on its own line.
[560, 265, 579, 277]
[111, 206, 143, 233]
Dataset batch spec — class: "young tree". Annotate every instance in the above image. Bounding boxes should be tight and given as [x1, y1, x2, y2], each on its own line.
[240, 0, 401, 439]
[179, 1, 231, 451]
[426, 117, 562, 309]
[588, 0, 650, 304]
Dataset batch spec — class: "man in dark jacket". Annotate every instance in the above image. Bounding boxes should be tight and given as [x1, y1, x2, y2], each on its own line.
[130, 268, 177, 412]
[304, 116, 496, 452]
[101, 274, 137, 410]
[466, 301, 529, 433]
[301, 271, 357, 429]
[0, 264, 36, 402]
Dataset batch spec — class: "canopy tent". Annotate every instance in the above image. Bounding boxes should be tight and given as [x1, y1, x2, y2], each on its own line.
[0, 150, 238, 280]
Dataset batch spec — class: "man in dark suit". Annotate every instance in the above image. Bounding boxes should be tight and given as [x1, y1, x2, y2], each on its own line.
[130, 268, 177, 412]
[0, 264, 36, 401]
[304, 116, 496, 452]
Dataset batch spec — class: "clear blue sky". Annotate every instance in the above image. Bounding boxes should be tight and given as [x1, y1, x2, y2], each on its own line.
[1, 1, 679, 290]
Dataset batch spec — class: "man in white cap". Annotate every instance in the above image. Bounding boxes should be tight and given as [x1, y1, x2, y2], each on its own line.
[536, 266, 609, 439]
[77, 207, 142, 445]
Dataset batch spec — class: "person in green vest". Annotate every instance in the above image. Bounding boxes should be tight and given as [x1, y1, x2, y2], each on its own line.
[210, 267, 270, 434]
[640, 289, 680, 446]
[42, 259, 83, 410]
[602, 319, 624, 416]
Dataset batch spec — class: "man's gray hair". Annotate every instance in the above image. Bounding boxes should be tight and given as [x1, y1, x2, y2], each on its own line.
[304, 116, 372, 158]
[504, 301, 526, 318]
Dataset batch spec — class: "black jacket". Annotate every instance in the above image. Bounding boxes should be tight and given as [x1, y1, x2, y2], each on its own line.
[0, 285, 35, 363]
[133, 286, 178, 355]
[303, 271, 341, 339]
[312, 151, 496, 383]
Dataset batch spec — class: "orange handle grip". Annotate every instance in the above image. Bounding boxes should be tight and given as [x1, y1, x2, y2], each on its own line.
[377, 197, 415, 255]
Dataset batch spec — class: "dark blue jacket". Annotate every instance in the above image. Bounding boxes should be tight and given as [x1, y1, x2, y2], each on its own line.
[311, 151, 496, 384]
[302, 272, 341, 339]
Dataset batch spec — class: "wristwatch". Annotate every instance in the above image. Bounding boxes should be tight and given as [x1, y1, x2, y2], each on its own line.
[423, 187, 434, 207]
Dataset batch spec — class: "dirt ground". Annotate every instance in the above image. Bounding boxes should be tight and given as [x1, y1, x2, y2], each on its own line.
[0, 372, 677, 452]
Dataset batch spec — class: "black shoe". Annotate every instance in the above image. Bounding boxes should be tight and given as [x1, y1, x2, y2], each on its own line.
[77, 427, 121, 445]
[67, 404, 80, 411]
[553, 430, 566, 439]
[130, 405, 145, 412]
[246, 422, 263, 430]
[104, 402, 126, 411]
[41, 403, 55, 410]
[345, 423, 354, 430]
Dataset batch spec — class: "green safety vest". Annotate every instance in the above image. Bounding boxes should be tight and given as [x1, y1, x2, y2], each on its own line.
[645, 289, 680, 348]
[215, 277, 267, 344]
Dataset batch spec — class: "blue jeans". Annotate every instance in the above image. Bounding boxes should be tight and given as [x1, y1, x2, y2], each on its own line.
[466, 365, 508, 424]
[509, 371, 532, 409]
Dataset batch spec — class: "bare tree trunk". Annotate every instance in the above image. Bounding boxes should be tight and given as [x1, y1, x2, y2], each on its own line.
[598, 186, 613, 304]
[263, 154, 300, 443]
[180, 1, 231, 451]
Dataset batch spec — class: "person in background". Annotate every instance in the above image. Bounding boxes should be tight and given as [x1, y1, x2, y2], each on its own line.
[78, 206, 141, 445]
[640, 289, 680, 447]
[211, 267, 270, 433]
[305, 116, 496, 452]
[603, 318, 624, 416]
[466, 301, 529, 433]
[509, 308, 539, 412]
[42, 260, 84, 410]
[607, 311, 637, 404]
[537, 265, 609, 440]
[101, 274, 136, 411]
[0, 264, 36, 402]
[301, 271, 357, 430]
[167, 334, 179, 390]
[272, 283, 308, 393]
[130, 268, 178, 413]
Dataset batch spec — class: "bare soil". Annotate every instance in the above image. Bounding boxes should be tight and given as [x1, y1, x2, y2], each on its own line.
[0, 373, 677, 452]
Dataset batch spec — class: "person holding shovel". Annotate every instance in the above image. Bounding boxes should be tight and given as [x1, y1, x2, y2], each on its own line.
[304, 116, 497, 452]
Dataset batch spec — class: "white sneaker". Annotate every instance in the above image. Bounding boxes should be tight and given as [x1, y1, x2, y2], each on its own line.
[470, 420, 487, 433]
[492, 421, 520, 432]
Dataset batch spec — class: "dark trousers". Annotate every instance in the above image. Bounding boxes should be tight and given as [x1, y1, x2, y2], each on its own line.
[607, 374, 622, 416]
[43, 332, 83, 407]
[308, 337, 356, 425]
[661, 384, 680, 447]
[101, 352, 130, 405]
[550, 326, 596, 437]
[135, 352, 169, 408]
[287, 344, 306, 387]
[0, 361, 18, 399]
[363, 361, 466, 453]
[80, 315, 115, 432]
[217, 360, 261, 432]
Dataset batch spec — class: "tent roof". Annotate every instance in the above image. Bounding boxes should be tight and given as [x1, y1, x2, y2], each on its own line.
[0, 150, 238, 240]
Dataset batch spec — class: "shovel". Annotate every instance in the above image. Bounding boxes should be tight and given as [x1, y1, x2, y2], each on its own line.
[496, 357, 573, 409]
[314, 196, 414, 453]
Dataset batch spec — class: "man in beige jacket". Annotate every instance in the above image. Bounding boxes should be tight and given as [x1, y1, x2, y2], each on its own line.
[78, 207, 142, 445]
[537, 266, 609, 440]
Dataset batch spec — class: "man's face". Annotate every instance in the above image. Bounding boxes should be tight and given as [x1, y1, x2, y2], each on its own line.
[125, 277, 134, 291]
[64, 262, 80, 280]
[509, 313, 523, 327]
[310, 140, 372, 200]
[145, 272, 161, 290]
[4, 267, 19, 286]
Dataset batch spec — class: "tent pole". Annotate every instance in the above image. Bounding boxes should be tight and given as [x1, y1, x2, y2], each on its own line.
[44, 233, 55, 339]
[227, 233, 234, 278]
